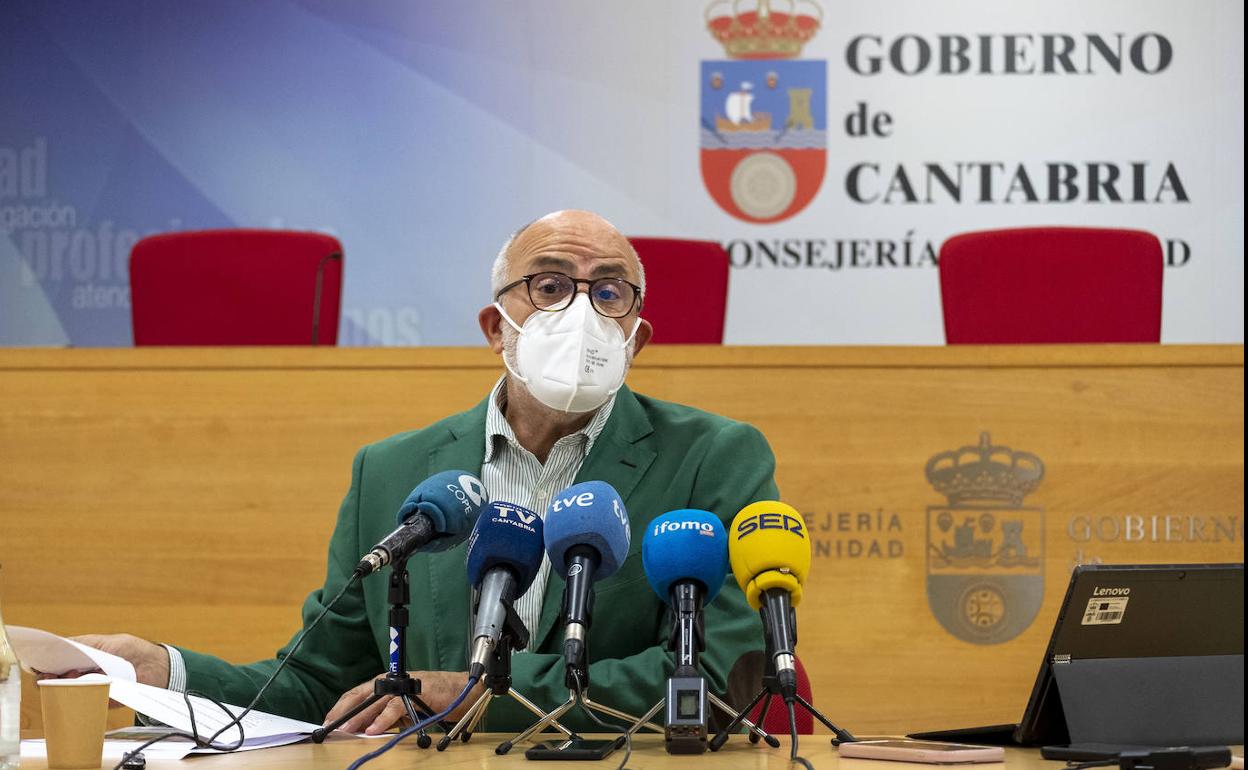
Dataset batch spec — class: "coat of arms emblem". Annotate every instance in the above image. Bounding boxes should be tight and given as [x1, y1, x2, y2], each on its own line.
[925, 433, 1046, 644]
[701, 1, 827, 223]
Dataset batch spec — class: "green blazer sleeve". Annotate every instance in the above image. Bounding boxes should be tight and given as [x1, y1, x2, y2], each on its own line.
[175, 446, 382, 724]
[481, 419, 777, 732]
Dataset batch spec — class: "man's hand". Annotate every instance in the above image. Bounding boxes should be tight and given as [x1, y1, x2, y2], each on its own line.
[322, 671, 481, 735]
[69, 634, 171, 688]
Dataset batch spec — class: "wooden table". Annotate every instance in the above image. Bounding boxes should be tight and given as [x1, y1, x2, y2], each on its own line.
[3, 345, 1243, 735]
[18, 733, 1071, 769]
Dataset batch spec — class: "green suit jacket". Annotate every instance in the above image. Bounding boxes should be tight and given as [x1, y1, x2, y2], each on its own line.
[176, 385, 778, 731]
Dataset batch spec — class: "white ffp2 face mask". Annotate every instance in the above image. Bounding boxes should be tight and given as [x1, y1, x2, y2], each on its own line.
[495, 293, 640, 413]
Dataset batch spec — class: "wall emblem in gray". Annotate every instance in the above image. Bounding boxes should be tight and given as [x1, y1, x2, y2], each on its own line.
[925, 432, 1045, 645]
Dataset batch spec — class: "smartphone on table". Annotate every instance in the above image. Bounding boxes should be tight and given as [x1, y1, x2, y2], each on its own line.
[839, 739, 1006, 764]
[525, 737, 624, 760]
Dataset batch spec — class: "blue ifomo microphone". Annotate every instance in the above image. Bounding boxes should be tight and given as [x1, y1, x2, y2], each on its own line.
[543, 481, 631, 683]
[643, 509, 729, 754]
[465, 502, 545, 678]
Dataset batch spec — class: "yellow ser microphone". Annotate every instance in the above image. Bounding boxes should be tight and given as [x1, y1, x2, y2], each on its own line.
[729, 500, 810, 703]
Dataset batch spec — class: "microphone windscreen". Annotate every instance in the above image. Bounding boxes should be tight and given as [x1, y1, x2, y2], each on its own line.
[543, 481, 631, 579]
[642, 509, 728, 604]
[465, 501, 545, 594]
[728, 500, 811, 610]
[396, 470, 489, 552]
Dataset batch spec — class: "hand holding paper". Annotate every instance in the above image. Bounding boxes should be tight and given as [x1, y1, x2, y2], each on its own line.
[6, 626, 137, 682]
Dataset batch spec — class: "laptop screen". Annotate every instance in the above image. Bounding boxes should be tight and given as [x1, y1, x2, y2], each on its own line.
[1052, 563, 1243, 660]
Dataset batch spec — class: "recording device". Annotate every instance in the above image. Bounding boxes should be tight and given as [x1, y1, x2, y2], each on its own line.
[465, 501, 545, 678]
[728, 499, 810, 703]
[641, 509, 729, 754]
[354, 470, 488, 577]
[543, 480, 632, 684]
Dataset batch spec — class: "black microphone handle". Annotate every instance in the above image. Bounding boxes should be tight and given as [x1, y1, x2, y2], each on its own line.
[561, 545, 600, 677]
[760, 586, 799, 702]
[669, 581, 705, 676]
[562, 545, 600, 629]
[380, 514, 436, 562]
[354, 514, 436, 577]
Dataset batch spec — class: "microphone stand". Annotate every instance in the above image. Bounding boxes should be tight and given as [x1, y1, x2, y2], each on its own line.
[312, 556, 449, 747]
[436, 598, 574, 750]
[709, 597, 856, 751]
[496, 572, 664, 755]
[623, 584, 778, 751]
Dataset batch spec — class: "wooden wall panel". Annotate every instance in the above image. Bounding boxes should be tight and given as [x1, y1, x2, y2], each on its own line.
[1, 346, 1242, 734]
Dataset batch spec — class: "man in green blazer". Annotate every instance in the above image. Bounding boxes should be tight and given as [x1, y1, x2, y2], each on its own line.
[76, 210, 777, 735]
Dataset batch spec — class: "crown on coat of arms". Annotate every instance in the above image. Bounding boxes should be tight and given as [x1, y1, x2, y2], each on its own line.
[706, 0, 822, 60]
[925, 433, 1045, 506]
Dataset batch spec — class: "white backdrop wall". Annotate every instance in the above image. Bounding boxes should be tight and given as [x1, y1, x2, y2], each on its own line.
[0, 1, 1242, 346]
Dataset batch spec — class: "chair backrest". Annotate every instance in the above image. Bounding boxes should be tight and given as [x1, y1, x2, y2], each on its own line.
[628, 237, 729, 344]
[939, 227, 1162, 344]
[130, 229, 343, 346]
[749, 654, 815, 734]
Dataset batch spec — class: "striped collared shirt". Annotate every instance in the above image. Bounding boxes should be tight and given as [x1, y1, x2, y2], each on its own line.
[481, 376, 616, 651]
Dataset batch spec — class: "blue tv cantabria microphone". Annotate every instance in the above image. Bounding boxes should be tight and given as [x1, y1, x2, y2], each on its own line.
[465, 501, 545, 678]
[543, 480, 631, 681]
[642, 509, 729, 754]
[354, 470, 489, 578]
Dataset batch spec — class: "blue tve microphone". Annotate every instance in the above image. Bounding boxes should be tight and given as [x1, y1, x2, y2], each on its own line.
[465, 501, 545, 678]
[643, 510, 729, 753]
[543, 481, 631, 678]
[354, 470, 489, 578]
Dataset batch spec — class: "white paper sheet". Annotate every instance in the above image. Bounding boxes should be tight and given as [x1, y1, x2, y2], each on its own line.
[22, 727, 311, 760]
[105, 678, 321, 742]
[7, 626, 137, 681]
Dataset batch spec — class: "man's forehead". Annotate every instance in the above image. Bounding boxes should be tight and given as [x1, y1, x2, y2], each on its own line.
[526, 253, 632, 278]
[509, 218, 636, 276]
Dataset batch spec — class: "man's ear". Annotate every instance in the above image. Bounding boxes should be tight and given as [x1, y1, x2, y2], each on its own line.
[630, 317, 654, 358]
[479, 305, 505, 354]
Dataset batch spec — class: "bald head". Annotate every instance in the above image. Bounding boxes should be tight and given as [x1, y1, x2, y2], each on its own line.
[490, 210, 645, 297]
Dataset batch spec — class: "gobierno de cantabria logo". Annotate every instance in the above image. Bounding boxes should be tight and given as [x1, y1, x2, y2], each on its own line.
[701, 0, 827, 223]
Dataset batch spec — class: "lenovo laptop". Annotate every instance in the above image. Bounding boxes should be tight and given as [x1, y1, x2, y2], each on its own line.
[910, 563, 1244, 747]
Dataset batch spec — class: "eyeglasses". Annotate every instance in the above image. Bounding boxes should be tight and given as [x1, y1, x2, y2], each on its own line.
[495, 272, 643, 318]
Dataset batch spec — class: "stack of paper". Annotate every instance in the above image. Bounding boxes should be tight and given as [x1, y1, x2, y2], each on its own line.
[10, 627, 327, 758]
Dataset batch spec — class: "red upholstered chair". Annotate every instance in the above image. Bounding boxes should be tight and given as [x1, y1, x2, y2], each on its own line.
[939, 227, 1162, 344]
[749, 655, 815, 735]
[130, 229, 343, 345]
[628, 238, 729, 344]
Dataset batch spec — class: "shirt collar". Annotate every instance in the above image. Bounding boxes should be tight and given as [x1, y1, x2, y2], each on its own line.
[483, 376, 616, 464]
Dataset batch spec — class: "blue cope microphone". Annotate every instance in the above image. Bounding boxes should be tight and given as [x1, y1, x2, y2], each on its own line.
[643, 510, 729, 753]
[543, 481, 631, 679]
[465, 501, 545, 678]
[354, 470, 489, 578]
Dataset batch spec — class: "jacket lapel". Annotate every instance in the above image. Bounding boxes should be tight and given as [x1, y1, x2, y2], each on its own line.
[532, 387, 657, 651]
[423, 399, 489, 669]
